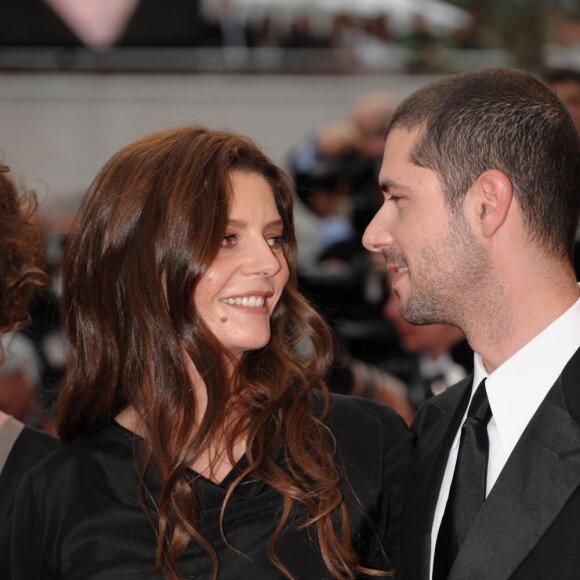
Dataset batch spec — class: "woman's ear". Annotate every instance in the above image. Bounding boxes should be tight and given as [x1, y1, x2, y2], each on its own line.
[466, 169, 513, 238]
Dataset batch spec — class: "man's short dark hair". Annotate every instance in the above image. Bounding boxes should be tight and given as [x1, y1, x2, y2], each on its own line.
[387, 67, 580, 260]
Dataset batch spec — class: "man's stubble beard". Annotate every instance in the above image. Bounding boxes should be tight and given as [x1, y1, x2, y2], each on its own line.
[399, 212, 497, 332]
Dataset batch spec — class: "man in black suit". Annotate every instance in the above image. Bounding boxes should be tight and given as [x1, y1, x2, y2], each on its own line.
[363, 67, 580, 580]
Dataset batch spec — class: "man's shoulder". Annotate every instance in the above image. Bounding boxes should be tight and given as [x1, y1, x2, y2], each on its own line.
[411, 376, 472, 435]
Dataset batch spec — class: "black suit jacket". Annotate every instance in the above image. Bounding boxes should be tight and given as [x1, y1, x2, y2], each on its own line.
[400, 346, 580, 580]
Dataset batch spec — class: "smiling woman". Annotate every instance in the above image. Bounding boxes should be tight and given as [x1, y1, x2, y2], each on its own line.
[10, 126, 412, 580]
[194, 171, 290, 358]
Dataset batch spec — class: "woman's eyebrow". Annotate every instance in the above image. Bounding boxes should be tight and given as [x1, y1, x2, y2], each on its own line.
[226, 218, 283, 229]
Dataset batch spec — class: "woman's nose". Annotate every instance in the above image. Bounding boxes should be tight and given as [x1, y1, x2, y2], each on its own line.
[245, 239, 283, 277]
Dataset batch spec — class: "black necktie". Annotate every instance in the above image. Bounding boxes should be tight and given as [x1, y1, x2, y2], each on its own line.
[433, 379, 492, 580]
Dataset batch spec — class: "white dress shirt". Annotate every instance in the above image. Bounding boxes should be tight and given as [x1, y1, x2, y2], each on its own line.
[429, 294, 580, 579]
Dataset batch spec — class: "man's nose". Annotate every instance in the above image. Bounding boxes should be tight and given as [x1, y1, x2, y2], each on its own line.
[362, 207, 395, 252]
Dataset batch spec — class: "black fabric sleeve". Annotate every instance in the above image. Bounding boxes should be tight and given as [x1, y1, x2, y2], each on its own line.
[11, 468, 57, 580]
[366, 405, 414, 576]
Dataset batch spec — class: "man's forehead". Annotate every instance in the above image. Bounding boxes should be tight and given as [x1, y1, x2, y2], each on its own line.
[381, 126, 423, 172]
[386, 123, 424, 143]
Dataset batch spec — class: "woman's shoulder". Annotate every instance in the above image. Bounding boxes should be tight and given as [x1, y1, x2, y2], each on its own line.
[23, 420, 136, 497]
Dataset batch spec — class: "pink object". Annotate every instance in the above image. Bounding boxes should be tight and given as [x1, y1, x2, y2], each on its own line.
[43, 0, 140, 50]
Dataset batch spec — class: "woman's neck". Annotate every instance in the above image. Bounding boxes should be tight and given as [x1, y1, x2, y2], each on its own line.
[115, 404, 247, 484]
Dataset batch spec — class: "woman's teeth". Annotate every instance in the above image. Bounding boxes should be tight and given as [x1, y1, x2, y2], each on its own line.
[221, 296, 266, 307]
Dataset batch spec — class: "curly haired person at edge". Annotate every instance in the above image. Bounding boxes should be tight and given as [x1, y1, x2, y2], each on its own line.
[0, 166, 58, 578]
[364, 68, 580, 580]
[11, 127, 412, 579]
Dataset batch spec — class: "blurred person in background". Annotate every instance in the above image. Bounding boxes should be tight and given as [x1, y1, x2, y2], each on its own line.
[12, 126, 412, 579]
[404, 15, 439, 74]
[544, 67, 580, 280]
[544, 67, 580, 135]
[291, 92, 415, 417]
[290, 121, 357, 271]
[0, 332, 47, 429]
[0, 165, 59, 578]
[291, 90, 398, 272]
[19, 204, 74, 428]
[383, 290, 472, 411]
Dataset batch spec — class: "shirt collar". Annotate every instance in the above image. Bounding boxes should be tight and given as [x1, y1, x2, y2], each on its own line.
[472, 293, 580, 455]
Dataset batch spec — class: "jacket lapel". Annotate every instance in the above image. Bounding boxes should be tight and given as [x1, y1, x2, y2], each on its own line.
[401, 376, 473, 580]
[450, 349, 580, 580]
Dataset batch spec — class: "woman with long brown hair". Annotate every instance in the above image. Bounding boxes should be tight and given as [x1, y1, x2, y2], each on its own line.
[12, 126, 412, 579]
[0, 165, 58, 578]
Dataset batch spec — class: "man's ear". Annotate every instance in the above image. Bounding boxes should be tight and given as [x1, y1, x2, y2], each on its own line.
[466, 169, 513, 238]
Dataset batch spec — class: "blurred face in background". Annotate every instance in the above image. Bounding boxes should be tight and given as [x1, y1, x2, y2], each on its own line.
[384, 291, 464, 360]
[0, 368, 34, 421]
[194, 171, 289, 359]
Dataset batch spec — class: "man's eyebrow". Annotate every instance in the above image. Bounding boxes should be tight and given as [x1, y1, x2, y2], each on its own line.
[379, 179, 411, 194]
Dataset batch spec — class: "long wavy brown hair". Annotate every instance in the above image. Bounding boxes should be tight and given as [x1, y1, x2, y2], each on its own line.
[0, 165, 47, 360]
[58, 126, 387, 579]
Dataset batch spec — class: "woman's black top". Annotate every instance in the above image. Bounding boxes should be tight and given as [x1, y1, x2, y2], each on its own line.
[11, 393, 413, 579]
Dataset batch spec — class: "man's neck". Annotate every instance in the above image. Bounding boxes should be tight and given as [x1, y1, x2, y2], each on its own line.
[465, 274, 580, 373]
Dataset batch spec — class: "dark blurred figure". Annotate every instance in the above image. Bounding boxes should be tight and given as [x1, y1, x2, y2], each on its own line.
[292, 91, 398, 325]
[0, 332, 46, 428]
[249, 15, 281, 48]
[196, 0, 251, 70]
[291, 122, 357, 271]
[544, 67, 580, 134]
[405, 15, 439, 73]
[450, 5, 486, 50]
[383, 291, 472, 411]
[283, 15, 327, 49]
[20, 209, 72, 427]
[290, 93, 417, 417]
[544, 67, 580, 280]
[0, 165, 59, 579]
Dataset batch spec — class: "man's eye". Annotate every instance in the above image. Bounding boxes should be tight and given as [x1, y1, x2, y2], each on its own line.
[387, 194, 402, 203]
[222, 234, 237, 247]
[266, 235, 287, 249]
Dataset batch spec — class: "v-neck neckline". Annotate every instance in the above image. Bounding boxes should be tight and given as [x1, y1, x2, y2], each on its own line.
[109, 418, 275, 498]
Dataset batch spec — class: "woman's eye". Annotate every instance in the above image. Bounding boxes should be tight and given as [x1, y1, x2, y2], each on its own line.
[222, 234, 237, 247]
[266, 235, 287, 249]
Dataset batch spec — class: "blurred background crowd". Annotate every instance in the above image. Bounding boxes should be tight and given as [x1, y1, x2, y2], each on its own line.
[2, 0, 580, 73]
[1, 0, 580, 432]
